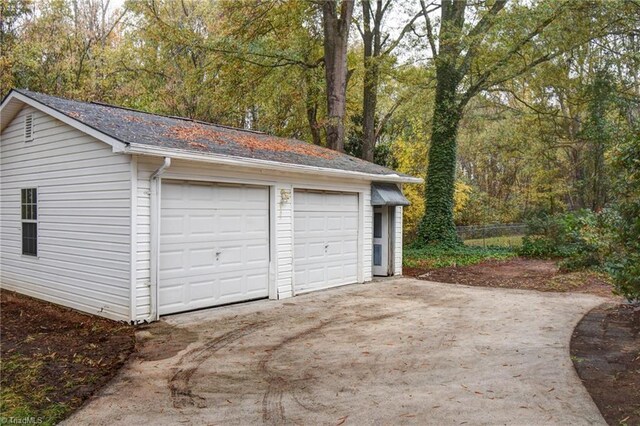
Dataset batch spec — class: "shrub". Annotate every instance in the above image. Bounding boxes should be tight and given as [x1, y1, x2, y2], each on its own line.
[518, 210, 615, 272]
[607, 127, 640, 301]
[404, 244, 516, 270]
[519, 215, 569, 258]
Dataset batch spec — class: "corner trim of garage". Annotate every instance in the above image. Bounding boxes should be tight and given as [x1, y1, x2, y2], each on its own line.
[269, 185, 278, 300]
[148, 157, 172, 322]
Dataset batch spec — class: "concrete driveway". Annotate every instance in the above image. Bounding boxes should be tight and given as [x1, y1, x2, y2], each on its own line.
[66, 278, 607, 425]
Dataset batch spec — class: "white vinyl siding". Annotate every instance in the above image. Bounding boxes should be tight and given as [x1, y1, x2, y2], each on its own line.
[394, 206, 403, 275]
[0, 106, 132, 321]
[363, 189, 373, 282]
[135, 157, 152, 320]
[275, 184, 294, 298]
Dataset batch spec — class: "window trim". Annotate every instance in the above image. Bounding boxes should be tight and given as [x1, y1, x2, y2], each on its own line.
[21, 188, 38, 257]
[24, 113, 34, 142]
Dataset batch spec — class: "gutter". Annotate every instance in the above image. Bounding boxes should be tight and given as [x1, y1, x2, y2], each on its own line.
[147, 157, 171, 322]
[125, 143, 423, 184]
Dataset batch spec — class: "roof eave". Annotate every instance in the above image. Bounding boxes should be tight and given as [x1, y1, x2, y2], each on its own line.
[126, 143, 423, 184]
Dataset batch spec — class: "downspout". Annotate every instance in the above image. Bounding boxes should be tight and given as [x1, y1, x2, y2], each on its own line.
[147, 157, 171, 322]
[151, 156, 172, 180]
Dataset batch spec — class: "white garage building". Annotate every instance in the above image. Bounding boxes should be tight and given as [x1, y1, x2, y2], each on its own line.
[0, 89, 420, 322]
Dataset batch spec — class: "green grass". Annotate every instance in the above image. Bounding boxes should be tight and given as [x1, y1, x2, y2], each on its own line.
[464, 235, 523, 248]
[0, 355, 68, 426]
[403, 244, 518, 270]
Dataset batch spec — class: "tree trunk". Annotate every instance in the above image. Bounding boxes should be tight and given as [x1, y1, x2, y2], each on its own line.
[417, 0, 466, 246]
[305, 71, 323, 146]
[418, 59, 462, 246]
[306, 97, 323, 146]
[321, 0, 354, 152]
[361, 0, 380, 162]
[362, 64, 378, 161]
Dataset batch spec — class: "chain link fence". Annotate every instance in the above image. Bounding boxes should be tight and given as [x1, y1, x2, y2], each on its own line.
[456, 223, 527, 247]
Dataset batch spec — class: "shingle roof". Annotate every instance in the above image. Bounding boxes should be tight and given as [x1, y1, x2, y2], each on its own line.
[14, 89, 415, 179]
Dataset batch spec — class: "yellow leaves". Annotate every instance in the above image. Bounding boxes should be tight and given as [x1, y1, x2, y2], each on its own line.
[402, 183, 425, 242]
[454, 181, 472, 216]
[392, 119, 472, 241]
[392, 129, 427, 242]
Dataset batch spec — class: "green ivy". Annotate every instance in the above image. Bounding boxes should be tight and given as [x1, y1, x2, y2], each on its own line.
[417, 74, 462, 248]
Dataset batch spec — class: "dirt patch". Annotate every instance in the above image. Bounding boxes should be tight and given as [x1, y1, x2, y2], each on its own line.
[0, 290, 135, 424]
[409, 258, 618, 299]
[571, 303, 640, 425]
[135, 321, 198, 362]
[168, 321, 266, 408]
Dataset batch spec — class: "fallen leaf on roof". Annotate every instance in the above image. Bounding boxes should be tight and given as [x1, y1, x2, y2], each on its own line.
[165, 123, 340, 159]
[188, 142, 208, 149]
[122, 115, 149, 123]
[166, 124, 226, 146]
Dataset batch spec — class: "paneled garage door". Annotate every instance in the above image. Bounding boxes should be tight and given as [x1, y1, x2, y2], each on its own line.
[159, 181, 270, 315]
[294, 190, 359, 294]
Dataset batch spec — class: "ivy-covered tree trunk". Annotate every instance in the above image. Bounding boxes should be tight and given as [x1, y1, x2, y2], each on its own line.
[417, 0, 467, 246]
[418, 57, 462, 246]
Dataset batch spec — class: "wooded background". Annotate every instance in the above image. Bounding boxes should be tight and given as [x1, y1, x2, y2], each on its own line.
[1, 0, 638, 244]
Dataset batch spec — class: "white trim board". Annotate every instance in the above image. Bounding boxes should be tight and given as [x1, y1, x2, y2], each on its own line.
[126, 144, 422, 184]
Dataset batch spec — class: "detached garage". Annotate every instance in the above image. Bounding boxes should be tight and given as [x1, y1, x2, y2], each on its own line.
[0, 89, 420, 322]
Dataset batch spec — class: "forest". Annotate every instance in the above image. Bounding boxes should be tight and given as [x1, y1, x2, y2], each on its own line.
[1, 0, 639, 297]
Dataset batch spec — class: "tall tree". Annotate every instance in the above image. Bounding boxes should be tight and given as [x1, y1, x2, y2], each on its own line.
[358, 0, 425, 161]
[320, 0, 354, 152]
[416, 0, 630, 245]
[0, 0, 31, 94]
[3, 0, 126, 99]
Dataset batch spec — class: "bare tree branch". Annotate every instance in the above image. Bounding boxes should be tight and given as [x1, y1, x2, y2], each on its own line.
[420, 0, 438, 58]
[375, 95, 406, 140]
[354, 20, 365, 39]
[457, 0, 507, 76]
[461, 2, 569, 104]
[382, 9, 428, 56]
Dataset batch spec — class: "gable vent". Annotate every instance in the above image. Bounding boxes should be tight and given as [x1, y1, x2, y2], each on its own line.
[24, 114, 34, 142]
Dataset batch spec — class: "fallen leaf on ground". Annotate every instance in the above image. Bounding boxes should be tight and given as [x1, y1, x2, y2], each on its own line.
[336, 415, 348, 425]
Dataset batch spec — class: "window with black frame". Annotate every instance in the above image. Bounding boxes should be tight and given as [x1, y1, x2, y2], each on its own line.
[21, 188, 37, 256]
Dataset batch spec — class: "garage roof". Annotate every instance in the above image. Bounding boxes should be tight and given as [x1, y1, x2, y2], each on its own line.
[2, 89, 421, 183]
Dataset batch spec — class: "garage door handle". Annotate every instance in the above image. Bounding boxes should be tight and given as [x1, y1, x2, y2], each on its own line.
[216, 251, 222, 260]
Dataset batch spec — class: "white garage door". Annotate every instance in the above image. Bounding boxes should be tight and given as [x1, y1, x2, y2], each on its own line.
[294, 190, 359, 293]
[159, 181, 269, 315]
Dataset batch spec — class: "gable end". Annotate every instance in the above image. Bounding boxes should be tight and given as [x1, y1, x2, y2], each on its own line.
[1, 90, 127, 153]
